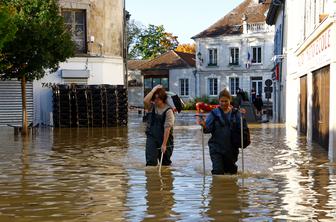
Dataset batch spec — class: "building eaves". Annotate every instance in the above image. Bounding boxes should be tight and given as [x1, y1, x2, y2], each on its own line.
[192, 0, 271, 39]
[266, 0, 283, 25]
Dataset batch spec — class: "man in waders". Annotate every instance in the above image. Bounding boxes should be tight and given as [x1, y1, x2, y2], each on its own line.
[198, 89, 244, 175]
[144, 85, 175, 166]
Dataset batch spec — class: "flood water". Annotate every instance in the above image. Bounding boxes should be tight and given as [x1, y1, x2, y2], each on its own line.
[1, 112, 336, 221]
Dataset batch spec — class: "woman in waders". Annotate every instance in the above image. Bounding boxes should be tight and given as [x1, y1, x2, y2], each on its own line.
[199, 89, 243, 175]
[144, 85, 175, 166]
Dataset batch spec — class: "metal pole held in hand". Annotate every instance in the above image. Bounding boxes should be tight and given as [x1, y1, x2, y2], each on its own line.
[159, 149, 164, 173]
[240, 112, 244, 175]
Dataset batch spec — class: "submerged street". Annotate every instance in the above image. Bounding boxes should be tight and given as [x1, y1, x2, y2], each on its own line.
[0, 112, 336, 221]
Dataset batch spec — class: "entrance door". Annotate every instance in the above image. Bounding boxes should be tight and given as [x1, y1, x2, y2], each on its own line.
[251, 77, 263, 97]
[312, 66, 330, 149]
[300, 75, 307, 135]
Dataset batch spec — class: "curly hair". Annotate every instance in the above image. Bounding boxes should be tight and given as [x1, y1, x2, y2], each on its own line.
[151, 88, 168, 103]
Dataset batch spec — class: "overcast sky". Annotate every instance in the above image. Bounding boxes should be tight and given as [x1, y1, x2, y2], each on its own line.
[126, 0, 244, 44]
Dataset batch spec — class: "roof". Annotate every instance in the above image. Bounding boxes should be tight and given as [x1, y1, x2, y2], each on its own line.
[138, 50, 196, 70]
[192, 0, 271, 39]
[127, 60, 149, 70]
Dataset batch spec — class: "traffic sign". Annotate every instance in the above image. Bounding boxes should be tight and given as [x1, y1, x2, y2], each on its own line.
[265, 79, 273, 87]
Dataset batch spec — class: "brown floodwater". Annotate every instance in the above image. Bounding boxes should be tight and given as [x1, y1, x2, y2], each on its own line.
[1, 112, 336, 221]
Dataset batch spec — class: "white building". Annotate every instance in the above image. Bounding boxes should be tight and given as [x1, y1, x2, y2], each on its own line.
[192, 0, 274, 105]
[267, 0, 336, 160]
[140, 50, 196, 102]
[33, 0, 126, 125]
[266, 0, 286, 123]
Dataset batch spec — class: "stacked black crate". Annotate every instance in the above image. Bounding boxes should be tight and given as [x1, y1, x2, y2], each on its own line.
[117, 85, 128, 126]
[76, 85, 89, 127]
[86, 86, 93, 127]
[59, 85, 71, 128]
[101, 86, 107, 127]
[105, 85, 117, 127]
[52, 85, 61, 127]
[90, 85, 104, 127]
[70, 86, 79, 127]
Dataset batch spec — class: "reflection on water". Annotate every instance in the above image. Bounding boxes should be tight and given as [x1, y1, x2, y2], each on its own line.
[0, 112, 336, 221]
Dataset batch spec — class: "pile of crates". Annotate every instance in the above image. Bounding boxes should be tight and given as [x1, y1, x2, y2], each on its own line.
[52, 84, 128, 128]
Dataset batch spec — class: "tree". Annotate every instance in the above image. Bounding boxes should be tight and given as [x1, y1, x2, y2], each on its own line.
[132, 24, 179, 59]
[175, 43, 196, 54]
[126, 19, 144, 59]
[0, 0, 75, 135]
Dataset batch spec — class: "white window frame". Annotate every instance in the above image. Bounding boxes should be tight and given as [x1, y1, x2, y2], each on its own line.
[229, 47, 239, 65]
[62, 9, 87, 53]
[229, 77, 240, 95]
[208, 77, 218, 96]
[251, 46, 262, 64]
[179, 78, 189, 97]
[208, 48, 218, 66]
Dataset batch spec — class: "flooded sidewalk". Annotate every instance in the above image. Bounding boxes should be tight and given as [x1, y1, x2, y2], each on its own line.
[1, 112, 336, 221]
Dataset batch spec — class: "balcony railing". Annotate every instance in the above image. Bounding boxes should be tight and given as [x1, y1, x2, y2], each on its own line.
[247, 23, 273, 33]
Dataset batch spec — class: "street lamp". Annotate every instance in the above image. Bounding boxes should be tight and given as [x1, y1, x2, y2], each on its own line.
[197, 52, 203, 64]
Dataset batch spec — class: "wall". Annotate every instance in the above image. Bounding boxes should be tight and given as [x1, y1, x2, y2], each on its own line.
[33, 0, 125, 125]
[34, 57, 124, 125]
[195, 29, 274, 100]
[169, 68, 196, 101]
[59, 0, 124, 57]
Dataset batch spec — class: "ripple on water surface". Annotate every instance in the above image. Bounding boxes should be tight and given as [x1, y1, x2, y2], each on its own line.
[0, 113, 336, 221]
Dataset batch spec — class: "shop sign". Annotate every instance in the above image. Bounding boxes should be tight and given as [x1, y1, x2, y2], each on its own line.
[298, 27, 332, 69]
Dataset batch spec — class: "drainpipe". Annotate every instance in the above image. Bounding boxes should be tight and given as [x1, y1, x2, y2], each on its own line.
[193, 69, 197, 98]
[279, 0, 286, 122]
[123, 0, 129, 88]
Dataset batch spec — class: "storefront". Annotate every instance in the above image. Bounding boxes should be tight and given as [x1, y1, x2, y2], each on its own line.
[295, 17, 336, 160]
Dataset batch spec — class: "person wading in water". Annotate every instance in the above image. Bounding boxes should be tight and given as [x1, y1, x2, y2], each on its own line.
[144, 85, 175, 166]
[198, 89, 245, 175]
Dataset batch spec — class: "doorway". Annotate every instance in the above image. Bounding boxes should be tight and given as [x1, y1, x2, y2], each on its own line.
[251, 77, 263, 97]
[312, 66, 330, 149]
[300, 75, 307, 135]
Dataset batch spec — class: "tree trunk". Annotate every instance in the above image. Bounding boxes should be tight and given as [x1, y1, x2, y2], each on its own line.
[21, 76, 28, 135]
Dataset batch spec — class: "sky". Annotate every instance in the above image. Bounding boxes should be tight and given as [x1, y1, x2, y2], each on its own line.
[126, 0, 244, 44]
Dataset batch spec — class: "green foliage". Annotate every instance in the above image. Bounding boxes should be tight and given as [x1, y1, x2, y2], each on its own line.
[129, 24, 179, 59]
[0, 0, 75, 81]
[0, 5, 17, 50]
[127, 19, 145, 59]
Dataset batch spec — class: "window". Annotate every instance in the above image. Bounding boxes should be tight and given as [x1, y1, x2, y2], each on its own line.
[144, 78, 152, 89]
[251, 77, 263, 97]
[229, 48, 239, 65]
[161, 78, 169, 89]
[208, 78, 218, 96]
[252, 47, 262, 63]
[144, 77, 169, 95]
[208, 49, 217, 66]
[230, 77, 240, 95]
[179, 79, 189, 96]
[62, 10, 86, 53]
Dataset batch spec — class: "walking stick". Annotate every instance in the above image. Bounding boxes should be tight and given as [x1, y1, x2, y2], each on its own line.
[159, 149, 164, 173]
[240, 112, 245, 175]
[201, 125, 205, 176]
